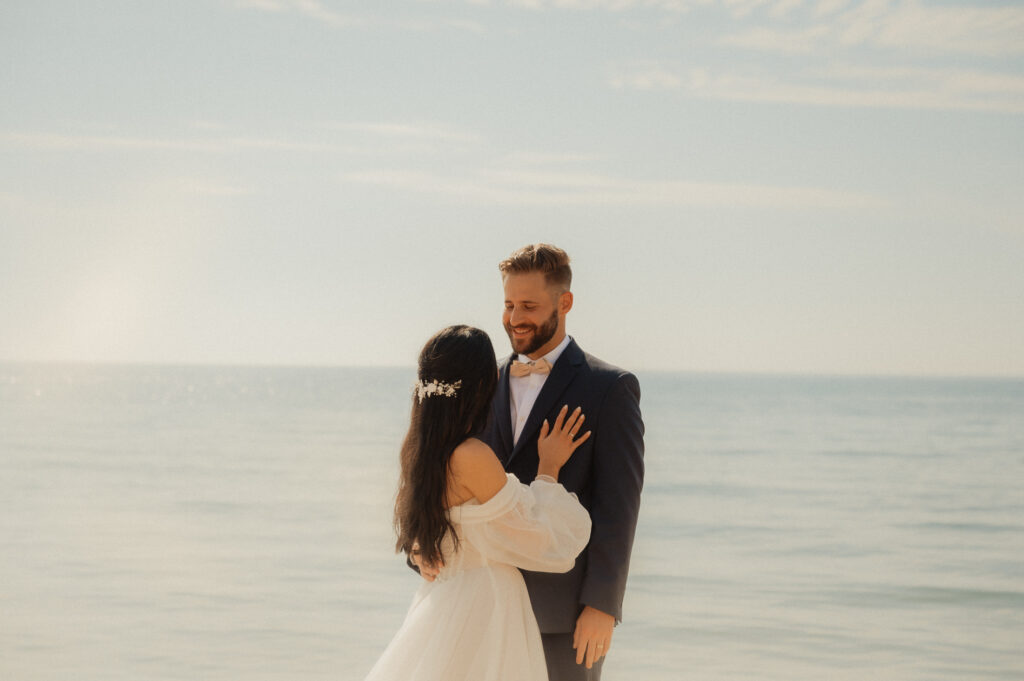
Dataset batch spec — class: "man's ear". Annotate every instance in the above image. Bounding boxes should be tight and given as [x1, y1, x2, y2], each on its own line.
[559, 291, 574, 315]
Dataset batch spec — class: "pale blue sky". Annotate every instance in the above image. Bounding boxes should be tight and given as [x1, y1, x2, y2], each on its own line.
[2, 0, 1022, 374]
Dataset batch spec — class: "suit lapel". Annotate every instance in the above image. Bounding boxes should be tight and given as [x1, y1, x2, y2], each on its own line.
[493, 358, 515, 464]
[506, 339, 584, 468]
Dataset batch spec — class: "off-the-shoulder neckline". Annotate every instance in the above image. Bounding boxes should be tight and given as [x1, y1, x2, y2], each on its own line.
[447, 473, 520, 523]
[450, 472, 516, 509]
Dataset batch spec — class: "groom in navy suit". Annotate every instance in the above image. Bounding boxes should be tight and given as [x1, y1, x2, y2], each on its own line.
[485, 243, 645, 680]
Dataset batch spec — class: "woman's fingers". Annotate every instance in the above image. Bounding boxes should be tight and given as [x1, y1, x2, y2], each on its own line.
[570, 430, 592, 452]
[543, 406, 589, 445]
[559, 406, 581, 434]
[552, 404, 569, 432]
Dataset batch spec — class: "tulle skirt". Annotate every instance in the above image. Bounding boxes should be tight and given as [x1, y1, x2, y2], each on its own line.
[364, 563, 548, 681]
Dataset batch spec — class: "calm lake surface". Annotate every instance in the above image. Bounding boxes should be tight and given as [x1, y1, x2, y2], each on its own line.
[2, 363, 1022, 680]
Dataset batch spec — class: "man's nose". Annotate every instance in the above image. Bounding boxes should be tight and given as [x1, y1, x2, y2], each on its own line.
[508, 307, 525, 325]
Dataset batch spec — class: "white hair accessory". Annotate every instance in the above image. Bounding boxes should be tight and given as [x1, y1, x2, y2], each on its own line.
[415, 379, 462, 403]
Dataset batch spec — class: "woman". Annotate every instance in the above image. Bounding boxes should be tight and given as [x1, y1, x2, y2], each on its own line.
[364, 325, 592, 681]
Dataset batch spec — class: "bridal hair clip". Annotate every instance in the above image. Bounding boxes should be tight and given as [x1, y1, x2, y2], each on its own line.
[415, 379, 462, 403]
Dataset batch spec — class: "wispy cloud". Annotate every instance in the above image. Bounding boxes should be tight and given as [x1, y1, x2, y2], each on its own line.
[0, 191, 23, 209]
[1, 121, 488, 157]
[487, 0, 1024, 57]
[769, 0, 805, 19]
[234, 0, 485, 32]
[609, 61, 1024, 113]
[718, 25, 832, 54]
[1, 131, 350, 153]
[396, 16, 486, 32]
[234, 0, 364, 27]
[503, 150, 604, 164]
[292, 0, 364, 27]
[503, 0, 690, 10]
[330, 122, 483, 145]
[876, 3, 1024, 56]
[608, 61, 683, 90]
[167, 179, 255, 197]
[342, 167, 881, 209]
[468, 0, 1024, 112]
[722, 1, 1024, 57]
[233, 0, 288, 10]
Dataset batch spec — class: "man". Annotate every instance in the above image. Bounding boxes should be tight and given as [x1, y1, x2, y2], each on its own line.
[415, 243, 644, 680]
[490, 243, 644, 680]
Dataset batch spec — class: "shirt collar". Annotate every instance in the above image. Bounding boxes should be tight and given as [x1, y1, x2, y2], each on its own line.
[517, 334, 571, 368]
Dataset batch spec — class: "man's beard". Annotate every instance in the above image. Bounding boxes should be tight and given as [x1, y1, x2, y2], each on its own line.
[505, 309, 559, 356]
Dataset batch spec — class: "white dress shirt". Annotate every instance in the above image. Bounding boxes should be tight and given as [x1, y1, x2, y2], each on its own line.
[509, 334, 572, 446]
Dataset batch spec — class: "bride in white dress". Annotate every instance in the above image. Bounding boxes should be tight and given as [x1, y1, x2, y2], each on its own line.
[364, 325, 592, 681]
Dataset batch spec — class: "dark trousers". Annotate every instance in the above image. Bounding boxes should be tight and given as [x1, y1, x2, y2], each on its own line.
[541, 632, 605, 681]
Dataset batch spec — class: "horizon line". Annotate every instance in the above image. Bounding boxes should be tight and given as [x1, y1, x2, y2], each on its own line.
[1, 358, 1021, 381]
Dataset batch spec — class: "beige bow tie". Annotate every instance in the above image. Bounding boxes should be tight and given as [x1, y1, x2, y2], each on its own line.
[510, 358, 552, 377]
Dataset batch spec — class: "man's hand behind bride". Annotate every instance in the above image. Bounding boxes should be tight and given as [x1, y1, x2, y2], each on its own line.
[537, 405, 591, 480]
[410, 543, 441, 582]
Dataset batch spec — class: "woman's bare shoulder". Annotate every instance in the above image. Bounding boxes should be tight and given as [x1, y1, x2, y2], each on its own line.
[450, 438, 508, 504]
[452, 437, 496, 460]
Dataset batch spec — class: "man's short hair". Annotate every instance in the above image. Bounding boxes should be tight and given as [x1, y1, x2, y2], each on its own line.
[498, 243, 572, 292]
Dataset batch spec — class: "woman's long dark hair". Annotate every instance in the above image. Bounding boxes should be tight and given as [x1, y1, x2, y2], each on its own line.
[394, 325, 498, 566]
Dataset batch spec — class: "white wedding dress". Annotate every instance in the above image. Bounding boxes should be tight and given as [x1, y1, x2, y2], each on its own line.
[364, 473, 591, 681]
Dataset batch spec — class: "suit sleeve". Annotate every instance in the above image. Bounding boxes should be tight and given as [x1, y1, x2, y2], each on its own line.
[579, 372, 644, 623]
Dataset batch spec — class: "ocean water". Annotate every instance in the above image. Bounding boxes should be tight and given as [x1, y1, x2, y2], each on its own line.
[1, 363, 1022, 680]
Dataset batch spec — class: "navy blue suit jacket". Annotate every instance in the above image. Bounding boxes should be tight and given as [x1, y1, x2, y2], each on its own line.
[483, 338, 645, 633]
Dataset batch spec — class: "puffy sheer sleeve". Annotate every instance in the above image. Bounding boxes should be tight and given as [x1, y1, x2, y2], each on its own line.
[449, 473, 591, 573]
